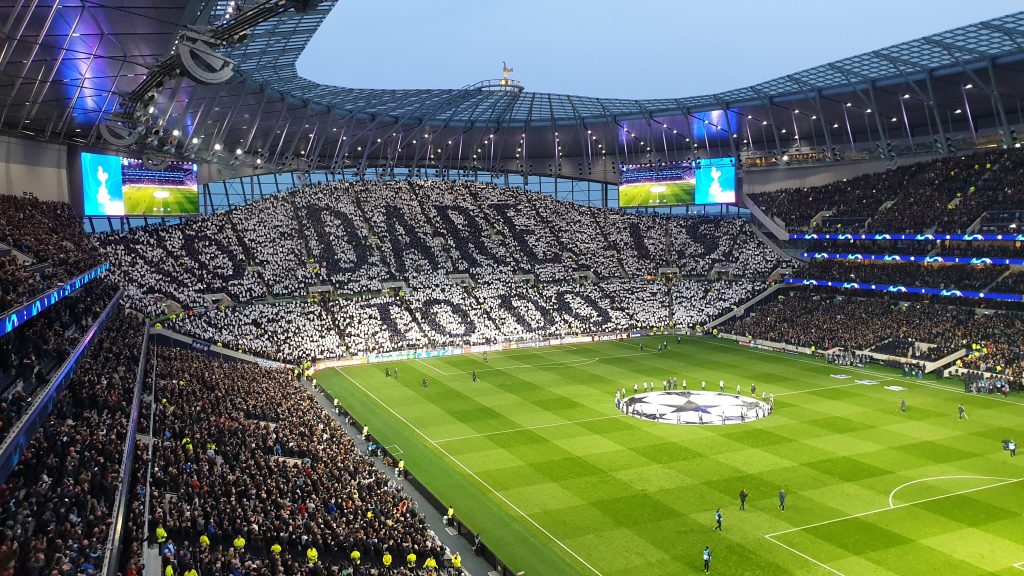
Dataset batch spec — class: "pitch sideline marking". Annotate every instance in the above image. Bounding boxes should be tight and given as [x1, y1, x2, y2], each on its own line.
[767, 476, 1024, 575]
[774, 377, 894, 396]
[441, 350, 654, 375]
[764, 534, 845, 576]
[433, 414, 628, 443]
[415, 357, 452, 376]
[887, 475, 1016, 508]
[684, 336, 1024, 406]
[774, 381, 876, 397]
[333, 368, 606, 576]
[472, 345, 580, 360]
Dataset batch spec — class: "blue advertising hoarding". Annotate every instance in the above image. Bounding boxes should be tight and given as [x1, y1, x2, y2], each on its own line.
[785, 277, 1022, 302]
[1, 263, 110, 337]
[792, 233, 1024, 242]
[803, 253, 1024, 266]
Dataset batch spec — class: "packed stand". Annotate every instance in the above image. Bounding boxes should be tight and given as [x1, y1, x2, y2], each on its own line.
[798, 259, 1005, 291]
[0, 280, 119, 438]
[0, 309, 143, 576]
[0, 254, 45, 312]
[727, 290, 1013, 353]
[671, 279, 764, 328]
[750, 148, 1024, 233]
[97, 180, 785, 311]
[142, 349, 456, 575]
[0, 195, 101, 282]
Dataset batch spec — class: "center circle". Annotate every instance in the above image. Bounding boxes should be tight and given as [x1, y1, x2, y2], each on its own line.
[617, 391, 772, 425]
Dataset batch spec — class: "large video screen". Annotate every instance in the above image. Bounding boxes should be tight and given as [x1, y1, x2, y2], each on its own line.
[694, 157, 737, 204]
[619, 162, 695, 206]
[81, 152, 199, 216]
[619, 157, 736, 207]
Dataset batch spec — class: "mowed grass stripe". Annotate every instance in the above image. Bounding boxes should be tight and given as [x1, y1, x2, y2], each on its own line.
[771, 480, 1024, 575]
[319, 336, 1024, 576]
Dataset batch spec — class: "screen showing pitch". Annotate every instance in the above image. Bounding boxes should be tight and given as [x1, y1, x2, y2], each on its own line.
[81, 152, 199, 216]
[618, 162, 696, 206]
[619, 157, 736, 207]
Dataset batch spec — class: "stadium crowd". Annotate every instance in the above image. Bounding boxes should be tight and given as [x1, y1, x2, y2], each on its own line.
[799, 259, 1006, 291]
[729, 290, 1024, 387]
[0, 280, 119, 438]
[0, 195, 105, 314]
[139, 348, 459, 575]
[0, 308, 142, 576]
[1, 140, 1022, 576]
[163, 277, 767, 363]
[97, 180, 788, 310]
[751, 148, 1024, 233]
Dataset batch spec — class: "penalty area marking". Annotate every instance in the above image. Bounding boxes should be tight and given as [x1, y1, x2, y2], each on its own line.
[1014, 561, 1024, 571]
[887, 475, 1016, 508]
[333, 368, 606, 576]
[384, 444, 403, 455]
[766, 476, 1024, 575]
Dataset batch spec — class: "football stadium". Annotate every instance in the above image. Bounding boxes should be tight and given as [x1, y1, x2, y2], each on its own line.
[1, 2, 1024, 575]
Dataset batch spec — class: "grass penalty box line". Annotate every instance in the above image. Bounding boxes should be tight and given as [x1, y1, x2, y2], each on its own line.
[766, 476, 1024, 576]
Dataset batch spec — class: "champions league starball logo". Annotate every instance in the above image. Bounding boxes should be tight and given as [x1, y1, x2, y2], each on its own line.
[619, 391, 770, 426]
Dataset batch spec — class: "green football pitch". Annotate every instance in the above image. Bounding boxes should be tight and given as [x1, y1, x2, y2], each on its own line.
[123, 184, 199, 215]
[317, 336, 1024, 576]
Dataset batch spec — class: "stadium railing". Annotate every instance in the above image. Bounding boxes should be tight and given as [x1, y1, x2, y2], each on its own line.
[0, 288, 124, 483]
[102, 319, 151, 576]
[0, 262, 111, 338]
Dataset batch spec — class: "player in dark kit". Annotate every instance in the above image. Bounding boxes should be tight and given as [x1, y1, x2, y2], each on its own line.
[714, 508, 722, 531]
[472, 370, 478, 382]
[778, 489, 786, 511]
[739, 489, 748, 510]
[385, 367, 391, 378]
[422, 377, 429, 389]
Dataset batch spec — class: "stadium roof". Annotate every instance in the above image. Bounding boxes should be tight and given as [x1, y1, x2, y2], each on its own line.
[2, 2, 1024, 182]
[233, 4, 1024, 123]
